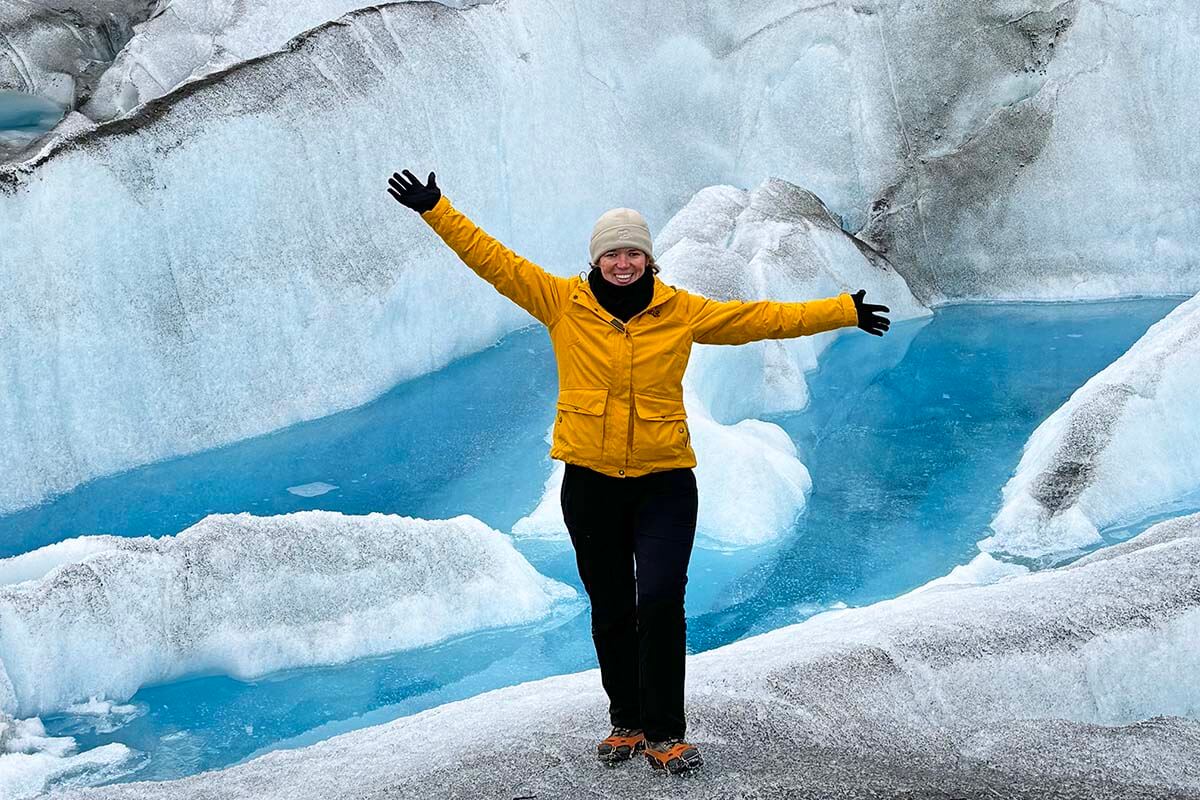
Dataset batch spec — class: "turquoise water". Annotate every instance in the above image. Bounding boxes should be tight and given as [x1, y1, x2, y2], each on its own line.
[0, 90, 63, 134]
[4, 298, 1185, 786]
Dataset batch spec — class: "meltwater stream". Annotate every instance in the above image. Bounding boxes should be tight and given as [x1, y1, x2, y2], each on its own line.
[0, 298, 1184, 787]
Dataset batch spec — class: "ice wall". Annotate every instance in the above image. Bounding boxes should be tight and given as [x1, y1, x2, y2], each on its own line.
[982, 292, 1200, 560]
[8, 0, 1198, 289]
[514, 178, 928, 547]
[0, 511, 575, 717]
[49, 511, 1200, 798]
[854, 0, 1200, 302]
[3, 0, 1196, 515]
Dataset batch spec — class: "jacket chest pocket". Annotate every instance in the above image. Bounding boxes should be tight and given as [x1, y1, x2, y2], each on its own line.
[555, 387, 608, 462]
[632, 392, 689, 462]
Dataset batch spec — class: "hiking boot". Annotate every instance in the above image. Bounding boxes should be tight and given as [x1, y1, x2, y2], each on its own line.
[644, 738, 703, 775]
[596, 726, 645, 763]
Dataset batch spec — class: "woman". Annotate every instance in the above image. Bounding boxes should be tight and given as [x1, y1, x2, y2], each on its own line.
[387, 169, 890, 775]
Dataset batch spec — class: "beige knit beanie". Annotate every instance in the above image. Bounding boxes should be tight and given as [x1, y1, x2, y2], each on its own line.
[589, 208, 654, 266]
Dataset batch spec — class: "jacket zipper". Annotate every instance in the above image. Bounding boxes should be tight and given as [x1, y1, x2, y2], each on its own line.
[603, 316, 635, 474]
[625, 328, 634, 471]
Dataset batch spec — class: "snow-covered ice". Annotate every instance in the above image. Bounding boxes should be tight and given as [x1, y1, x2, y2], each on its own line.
[982, 291, 1200, 560]
[514, 178, 927, 548]
[903, 551, 1030, 596]
[0, 713, 139, 800]
[0, 511, 575, 717]
[47, 510, 1200, 798]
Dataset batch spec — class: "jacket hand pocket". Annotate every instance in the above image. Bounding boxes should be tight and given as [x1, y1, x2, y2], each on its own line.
[632, 392, 689, 463]
[555, 388, 608, 463]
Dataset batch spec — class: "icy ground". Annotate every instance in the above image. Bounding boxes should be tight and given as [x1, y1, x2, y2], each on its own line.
[42, 511, 1200, 800]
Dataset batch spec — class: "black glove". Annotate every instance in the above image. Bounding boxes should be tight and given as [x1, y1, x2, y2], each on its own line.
[851, 289, 890, 336]
[387, 169, 441, 214]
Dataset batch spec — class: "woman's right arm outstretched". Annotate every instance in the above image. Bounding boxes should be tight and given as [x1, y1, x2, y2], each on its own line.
[388, 169, 569, 328]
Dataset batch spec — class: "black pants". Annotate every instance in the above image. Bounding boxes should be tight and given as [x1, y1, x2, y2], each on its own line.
[560, 463, 698, 742]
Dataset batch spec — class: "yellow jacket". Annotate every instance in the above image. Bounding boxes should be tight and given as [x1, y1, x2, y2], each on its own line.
[421, 196, 859, 478]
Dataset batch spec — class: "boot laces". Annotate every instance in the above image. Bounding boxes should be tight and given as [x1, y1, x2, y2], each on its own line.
[646, 737, 687, 751]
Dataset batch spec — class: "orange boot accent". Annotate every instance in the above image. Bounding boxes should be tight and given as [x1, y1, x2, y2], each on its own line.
[644, 739, 703, 775]
[596, 727, 646, 763]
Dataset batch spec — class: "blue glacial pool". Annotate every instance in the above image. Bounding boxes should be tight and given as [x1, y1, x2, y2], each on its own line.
[0, 297, 1185, 786]
[0, 90, 64, 142]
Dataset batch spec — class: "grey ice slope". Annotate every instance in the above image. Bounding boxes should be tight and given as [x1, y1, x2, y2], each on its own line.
[53, 512, 1200, 799]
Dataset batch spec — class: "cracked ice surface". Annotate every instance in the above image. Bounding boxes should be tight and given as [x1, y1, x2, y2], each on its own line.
[514, 178, 929, 547]
[49, 511, 1200, 799]
[0, 511, 575, 718]
[983, 291, 1200, 560]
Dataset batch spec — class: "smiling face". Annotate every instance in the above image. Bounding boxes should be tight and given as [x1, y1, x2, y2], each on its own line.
[597, 247, 648, 286]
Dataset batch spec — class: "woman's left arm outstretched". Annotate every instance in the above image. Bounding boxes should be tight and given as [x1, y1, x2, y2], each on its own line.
[686, 289, 889, 344]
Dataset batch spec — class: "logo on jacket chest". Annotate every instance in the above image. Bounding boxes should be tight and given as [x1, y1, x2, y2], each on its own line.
[648, 307, 661, 318]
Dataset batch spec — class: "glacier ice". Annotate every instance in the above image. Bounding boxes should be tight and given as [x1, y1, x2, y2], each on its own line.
[3, 0, 1194, 516]
[0, 511, 575, 717]
[903, 551, 1029, 596]
[849, 0, 1200, 302]
[659, 178, 926, 425]
[3, 0, 1195, 287]
[982, 291, 1200, 560]
[46, 510, 1200, 798]
[514, 178, 927, 548]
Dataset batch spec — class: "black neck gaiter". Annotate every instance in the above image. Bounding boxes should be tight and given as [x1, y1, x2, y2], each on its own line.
[587, 266, 654, 323]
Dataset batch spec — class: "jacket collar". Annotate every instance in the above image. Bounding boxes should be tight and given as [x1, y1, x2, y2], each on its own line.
[573, 273, 676, 322]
